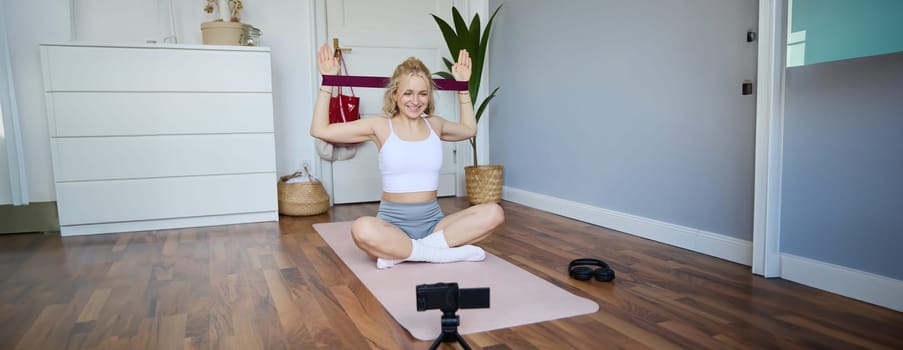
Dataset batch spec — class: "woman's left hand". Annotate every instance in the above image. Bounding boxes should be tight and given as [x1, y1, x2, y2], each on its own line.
[452, 49, 472, 82]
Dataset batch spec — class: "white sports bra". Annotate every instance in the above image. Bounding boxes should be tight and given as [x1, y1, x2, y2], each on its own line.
[378, 116, 443, 193]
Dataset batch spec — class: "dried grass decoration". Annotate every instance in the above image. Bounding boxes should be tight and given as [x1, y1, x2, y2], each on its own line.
[277, 165, 329, 216]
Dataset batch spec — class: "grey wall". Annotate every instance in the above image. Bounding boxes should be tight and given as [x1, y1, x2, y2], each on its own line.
[486, 0, 758, 240]
[781, 52, 903, 280]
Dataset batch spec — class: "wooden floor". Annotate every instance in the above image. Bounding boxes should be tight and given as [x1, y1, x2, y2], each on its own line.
[1, 197, 901, 349]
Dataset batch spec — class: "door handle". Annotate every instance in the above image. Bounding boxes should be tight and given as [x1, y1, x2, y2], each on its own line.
[333, 38, 352, 57]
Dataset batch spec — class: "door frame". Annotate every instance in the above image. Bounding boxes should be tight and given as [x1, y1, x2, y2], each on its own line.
[309, 0, 331, 202]
[308, 0, 490, 203]
[752, 0, 785, 277]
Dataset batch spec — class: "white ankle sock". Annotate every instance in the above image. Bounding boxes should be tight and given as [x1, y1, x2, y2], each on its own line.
[407, 239, 485, 264]
[375, 238, 485, 269]
[420, 230, 450, 248]
[376, 257, 403, 269]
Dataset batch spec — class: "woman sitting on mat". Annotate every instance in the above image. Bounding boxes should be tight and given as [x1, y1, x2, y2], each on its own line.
[310, 44, 504, 269]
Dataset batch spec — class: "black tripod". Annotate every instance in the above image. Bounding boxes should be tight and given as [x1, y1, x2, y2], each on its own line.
[428, 310, 471, 350]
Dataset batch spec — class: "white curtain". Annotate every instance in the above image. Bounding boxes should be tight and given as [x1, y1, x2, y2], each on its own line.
[0, 1, 30, 205]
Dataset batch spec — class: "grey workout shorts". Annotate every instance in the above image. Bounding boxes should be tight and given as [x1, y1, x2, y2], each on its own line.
[376, 199, 445, 239]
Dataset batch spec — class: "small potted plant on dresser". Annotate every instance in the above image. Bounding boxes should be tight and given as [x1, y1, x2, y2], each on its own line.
[432, 5, 503, 205]
[201, 0, 259, 46]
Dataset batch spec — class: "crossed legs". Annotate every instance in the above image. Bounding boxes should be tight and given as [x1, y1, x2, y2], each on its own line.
[433, 202, 504, 246]
[351, 203, 505, 265]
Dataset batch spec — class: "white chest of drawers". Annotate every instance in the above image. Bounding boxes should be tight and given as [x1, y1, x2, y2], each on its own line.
[40, 42, 278, 236]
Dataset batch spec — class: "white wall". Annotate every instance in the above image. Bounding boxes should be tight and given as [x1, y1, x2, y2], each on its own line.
[3, 0, 73, 203]
[0, 0, 14, 204]
[1, 0, 318, 204]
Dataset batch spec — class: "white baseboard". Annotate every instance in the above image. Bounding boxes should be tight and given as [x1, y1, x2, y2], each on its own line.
[781, 254, 903, 312]
[501, 186, 903, 312]
[59, 211, 278, 236]
[502, 186, 752, 266]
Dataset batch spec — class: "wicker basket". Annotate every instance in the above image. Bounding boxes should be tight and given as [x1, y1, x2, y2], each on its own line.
[277, 167, 329, 216]
[465, 165, 504, 205]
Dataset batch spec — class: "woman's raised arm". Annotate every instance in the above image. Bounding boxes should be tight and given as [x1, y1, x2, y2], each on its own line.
[310, 44, 375, 144]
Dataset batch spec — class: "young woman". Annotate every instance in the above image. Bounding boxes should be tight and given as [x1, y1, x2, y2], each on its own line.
[310, 44, 504, 269]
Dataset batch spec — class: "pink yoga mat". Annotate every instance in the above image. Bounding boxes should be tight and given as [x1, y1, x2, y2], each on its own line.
[313, 222, 599, 341]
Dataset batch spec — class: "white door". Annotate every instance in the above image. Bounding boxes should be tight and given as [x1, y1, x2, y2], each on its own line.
[322, 0, 459, 204]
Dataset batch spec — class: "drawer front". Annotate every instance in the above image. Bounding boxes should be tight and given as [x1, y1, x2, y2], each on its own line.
[47, 92, 273, 136]
[53, 134, 276, 182]
[56, 173, 277, 225]
[41, 46, 272, 92]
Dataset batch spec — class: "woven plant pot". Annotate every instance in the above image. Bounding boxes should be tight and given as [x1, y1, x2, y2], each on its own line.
[201, 21, 244, 45]
[465, 165, 504, 205]
[277, 170, 329, 216]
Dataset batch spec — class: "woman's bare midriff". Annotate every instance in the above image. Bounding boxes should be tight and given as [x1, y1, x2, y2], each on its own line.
[381, 191, 438, 203]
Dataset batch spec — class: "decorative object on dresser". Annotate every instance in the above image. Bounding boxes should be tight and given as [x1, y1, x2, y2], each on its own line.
[39, 42, 278, 236]
[201, 0, 261, 46]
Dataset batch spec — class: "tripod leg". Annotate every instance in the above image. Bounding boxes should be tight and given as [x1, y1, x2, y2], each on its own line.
[428, 331, 471, 350]
[428, 334, 444, 350]
[454, 332, 472, 350]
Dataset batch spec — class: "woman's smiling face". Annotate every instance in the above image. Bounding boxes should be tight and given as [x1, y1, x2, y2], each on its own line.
[396, 74, 430, 119]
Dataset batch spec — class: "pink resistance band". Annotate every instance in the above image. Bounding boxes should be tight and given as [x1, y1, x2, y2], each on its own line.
[321, 75, 469, 91]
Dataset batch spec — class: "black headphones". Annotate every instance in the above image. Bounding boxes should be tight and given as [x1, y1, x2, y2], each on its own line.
[568, 258, 615, 282]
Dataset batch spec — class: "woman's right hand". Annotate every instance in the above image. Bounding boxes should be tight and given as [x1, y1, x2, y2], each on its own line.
[318, 44, 341, 75]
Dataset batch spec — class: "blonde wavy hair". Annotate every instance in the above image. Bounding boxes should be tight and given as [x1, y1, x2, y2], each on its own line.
[382, 57, 437, 117]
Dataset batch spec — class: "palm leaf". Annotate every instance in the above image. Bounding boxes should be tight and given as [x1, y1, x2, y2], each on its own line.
[442, 57, 454, 72]
[433, 71, 455, 80]
[470, 5, 502, 103]
[451, 8, 473, 53]
[479, 4, 503, 61]
[474, 87, 499, 124]
[431, 14, 461, 58]
[469, 14, 481, 55]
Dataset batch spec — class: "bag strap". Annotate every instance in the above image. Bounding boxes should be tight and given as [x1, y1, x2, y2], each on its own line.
[280, 164, 319, 183]
[336, 50, 355, 123]
[302, 164, 319, 183]
[336, 50, 355, 97]
[280, 171, 303, 183]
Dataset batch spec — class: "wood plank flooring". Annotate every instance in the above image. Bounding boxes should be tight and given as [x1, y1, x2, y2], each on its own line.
[1, 197, 901, 349]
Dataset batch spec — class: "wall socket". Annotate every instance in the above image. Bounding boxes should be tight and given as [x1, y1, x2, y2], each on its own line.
[301, 160, 311, 171]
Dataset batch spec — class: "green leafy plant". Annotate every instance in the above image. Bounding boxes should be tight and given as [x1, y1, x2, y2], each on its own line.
[432, 5, 502, 167]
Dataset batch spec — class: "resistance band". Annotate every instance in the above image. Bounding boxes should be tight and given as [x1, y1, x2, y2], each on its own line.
[322, 75, 469, 91]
